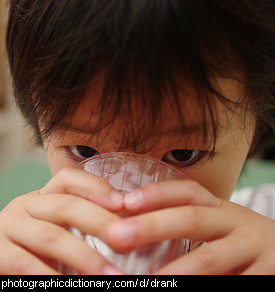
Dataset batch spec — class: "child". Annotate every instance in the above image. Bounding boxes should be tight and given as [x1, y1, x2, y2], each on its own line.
[1, 0, 274, 274]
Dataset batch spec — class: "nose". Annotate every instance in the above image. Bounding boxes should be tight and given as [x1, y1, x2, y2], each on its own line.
[101, 148, 165, 163]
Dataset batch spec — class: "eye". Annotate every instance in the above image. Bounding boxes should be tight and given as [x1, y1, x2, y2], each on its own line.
[162, 149, 201, 166]
[69, 145, 99, 160]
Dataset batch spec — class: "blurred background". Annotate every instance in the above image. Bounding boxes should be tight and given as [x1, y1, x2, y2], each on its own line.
[0, 2, 274, 210]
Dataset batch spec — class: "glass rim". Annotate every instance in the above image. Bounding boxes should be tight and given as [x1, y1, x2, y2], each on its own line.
[76, 151, 188, 178]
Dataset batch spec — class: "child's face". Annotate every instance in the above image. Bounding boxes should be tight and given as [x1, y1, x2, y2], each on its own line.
[44, 77, 254, 200]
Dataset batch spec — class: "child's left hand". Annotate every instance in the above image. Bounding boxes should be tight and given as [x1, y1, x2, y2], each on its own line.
[106, 180, 275, 275]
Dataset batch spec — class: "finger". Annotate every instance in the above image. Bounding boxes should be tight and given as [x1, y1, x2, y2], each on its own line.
[107, 204, 232, 252]
[22, 192, 120, 243]
[2, 213, 121, 275]
[155, 237, 256, 275]
[124, 180, 221, 213]
[0, 237, 59, 275]
[40, 167, 124, 211]
[241, 250, 275, 275]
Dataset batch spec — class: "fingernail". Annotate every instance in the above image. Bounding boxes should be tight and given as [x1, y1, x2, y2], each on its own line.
[110, 191, 124, 206]
[125, 190, 143, 208]
[103, 265, 123, 275]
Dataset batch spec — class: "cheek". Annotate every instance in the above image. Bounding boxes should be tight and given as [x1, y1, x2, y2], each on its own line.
[183, 126, 253, 200]
[45, 147, 76, 175]
[184, 165, 241, 201]
[182, 150, 249, 200]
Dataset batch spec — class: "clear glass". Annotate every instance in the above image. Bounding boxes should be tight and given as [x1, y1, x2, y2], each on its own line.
[62, 152, 191, 275]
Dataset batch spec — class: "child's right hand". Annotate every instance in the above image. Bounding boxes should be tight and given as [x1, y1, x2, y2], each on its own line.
[0, 167, 124, 275]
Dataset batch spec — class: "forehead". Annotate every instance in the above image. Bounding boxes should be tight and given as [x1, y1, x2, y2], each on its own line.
[70, 77, 244, 123]
[60, 77, 250, 149]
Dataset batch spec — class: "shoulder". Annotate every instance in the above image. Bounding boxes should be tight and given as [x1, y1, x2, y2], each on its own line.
[230, 184, 275, 220]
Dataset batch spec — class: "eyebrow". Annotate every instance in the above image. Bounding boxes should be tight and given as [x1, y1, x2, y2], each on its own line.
[55, 121, 222, 151]
[59, 122, 218, 138]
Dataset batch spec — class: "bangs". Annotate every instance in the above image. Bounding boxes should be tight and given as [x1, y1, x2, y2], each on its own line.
[7, 0, 270, 151]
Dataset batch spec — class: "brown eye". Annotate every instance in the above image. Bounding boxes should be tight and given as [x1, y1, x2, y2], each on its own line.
[69, 145, 99, 160]
[162, 149, 200, 165]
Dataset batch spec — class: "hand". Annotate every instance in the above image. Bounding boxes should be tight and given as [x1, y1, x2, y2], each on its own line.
[0, 167, 124, 275]
[106, 180, 275, 274]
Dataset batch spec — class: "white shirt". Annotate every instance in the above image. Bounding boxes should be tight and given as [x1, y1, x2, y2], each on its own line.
[230, 184, 275, 220]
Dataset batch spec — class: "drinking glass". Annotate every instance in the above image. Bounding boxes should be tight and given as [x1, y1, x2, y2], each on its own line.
[63, 152, 191, 275]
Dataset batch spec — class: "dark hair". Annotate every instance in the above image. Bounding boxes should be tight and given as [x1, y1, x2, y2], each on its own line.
[6, 0, 275, 155]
